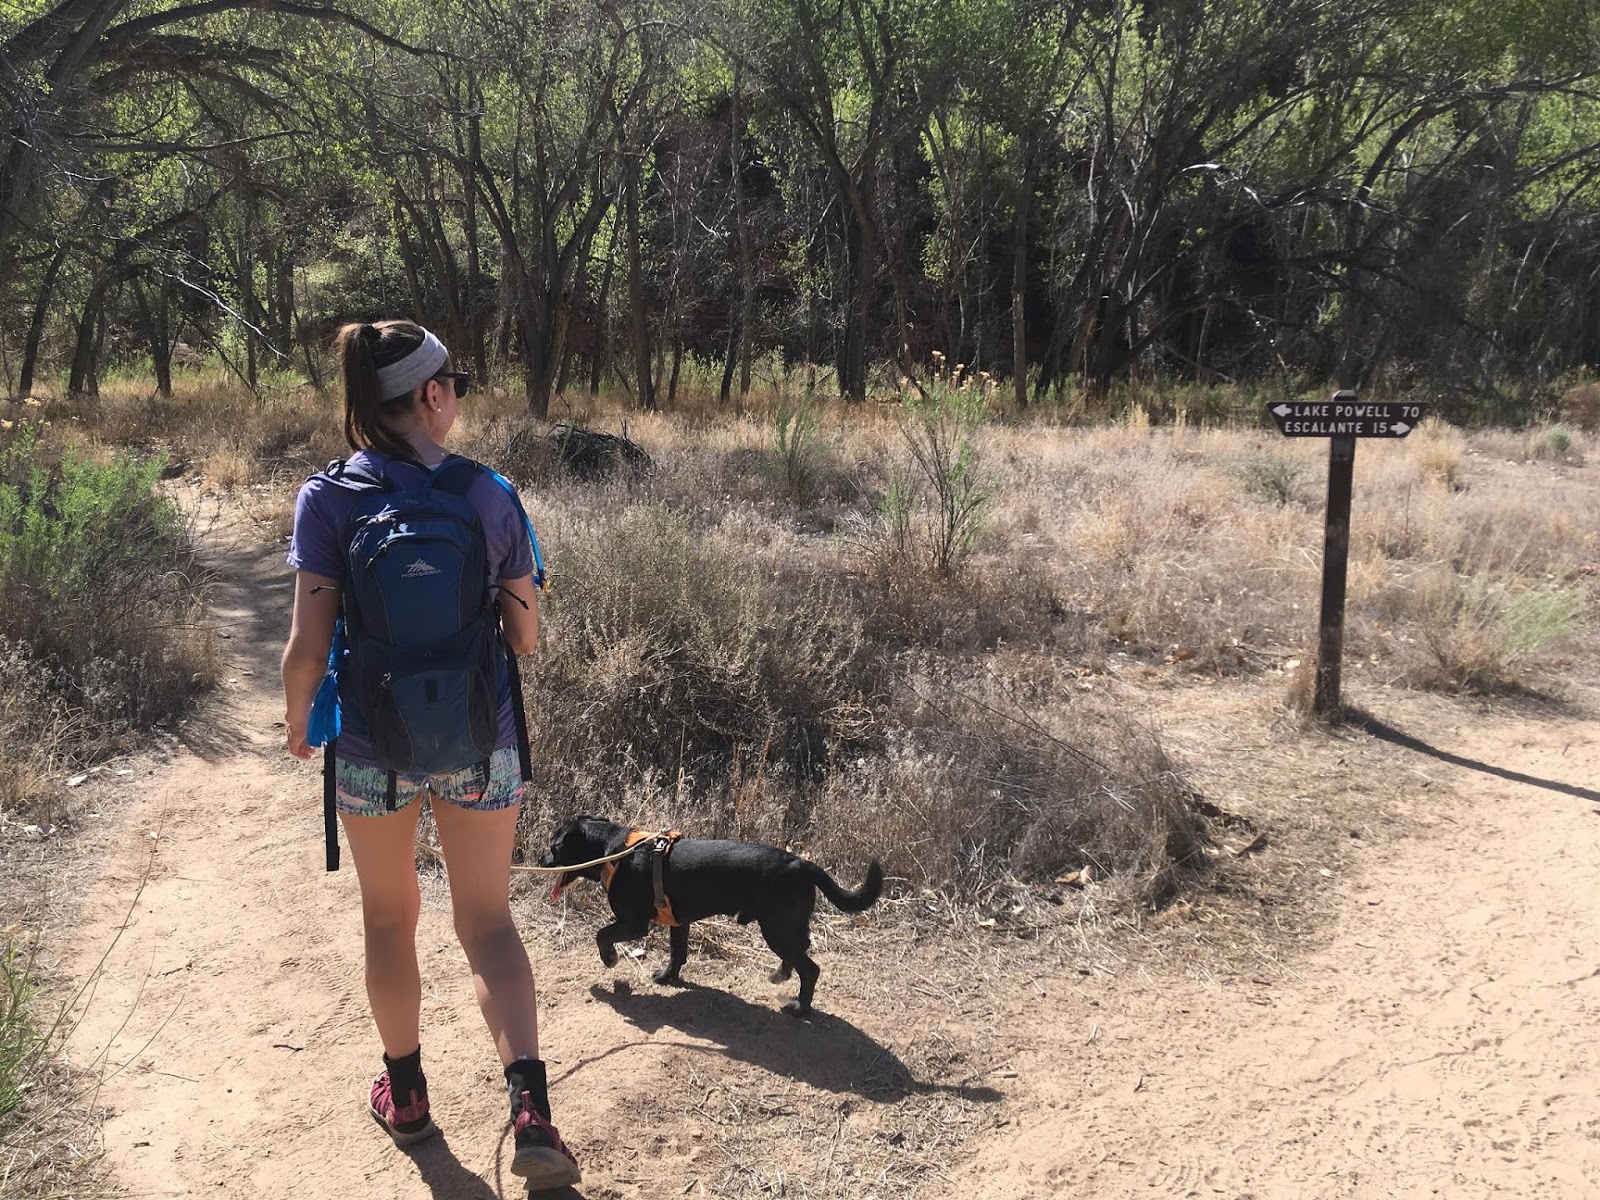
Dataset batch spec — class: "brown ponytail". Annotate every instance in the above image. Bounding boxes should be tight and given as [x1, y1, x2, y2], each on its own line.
[334, 319, 428, 460]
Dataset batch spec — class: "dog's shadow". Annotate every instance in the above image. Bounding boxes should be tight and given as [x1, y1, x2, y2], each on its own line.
[577, 980, 1002, 1104]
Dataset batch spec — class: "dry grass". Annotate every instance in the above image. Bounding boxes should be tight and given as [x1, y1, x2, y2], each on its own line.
[254, 389, 1600, 898]
[0, 930, 103, 1200]
[25, 378, 1600, 904]
[1561, 379, 1600, 431]
[492, 404, 1593, 902]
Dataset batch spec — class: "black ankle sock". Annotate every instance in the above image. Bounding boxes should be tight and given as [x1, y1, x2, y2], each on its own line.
[505, 1057, 550, 1121]
[384, 1046, 425, 1101]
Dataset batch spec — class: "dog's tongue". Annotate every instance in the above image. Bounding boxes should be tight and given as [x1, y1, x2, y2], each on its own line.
[550, 878, 565, 902]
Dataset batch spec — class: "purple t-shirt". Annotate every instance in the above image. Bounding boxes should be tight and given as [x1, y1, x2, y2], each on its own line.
[286, 450, 534, 767]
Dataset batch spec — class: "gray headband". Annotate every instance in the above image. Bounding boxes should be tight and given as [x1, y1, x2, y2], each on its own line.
[376, 329, 449, 401]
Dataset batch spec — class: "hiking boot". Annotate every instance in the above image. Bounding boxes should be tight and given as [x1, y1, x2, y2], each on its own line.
[511, 1091, 581, 1190]
[369, 1070, 437, 1147]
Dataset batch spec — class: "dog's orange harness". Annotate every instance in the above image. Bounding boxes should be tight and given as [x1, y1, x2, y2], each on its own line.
[601, 829, 682, 927]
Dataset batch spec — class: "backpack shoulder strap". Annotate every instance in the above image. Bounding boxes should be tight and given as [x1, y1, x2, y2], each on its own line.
[427, 454, 484, 498]
[318, 457, 390, 492]
[426, 457, 546, 590]
[481, 465, 546, 590]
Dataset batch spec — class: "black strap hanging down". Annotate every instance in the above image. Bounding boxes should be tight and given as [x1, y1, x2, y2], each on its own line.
[505, 645, 534, 784]
[385, 769, 398, 812]
[323, 739, 340, 872]
[652, 838, 671, 916]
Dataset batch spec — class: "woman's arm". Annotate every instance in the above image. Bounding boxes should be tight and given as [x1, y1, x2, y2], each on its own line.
[498, 573, 540, 656]
[281, 570, 341, 760]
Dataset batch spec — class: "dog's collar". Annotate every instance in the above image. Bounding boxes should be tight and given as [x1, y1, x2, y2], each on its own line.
[601, 829, 682, 927]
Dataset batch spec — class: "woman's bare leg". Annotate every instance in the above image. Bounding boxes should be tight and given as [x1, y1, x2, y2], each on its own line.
[339, 802, 424, 1057]
[430, 798, 537, 1063]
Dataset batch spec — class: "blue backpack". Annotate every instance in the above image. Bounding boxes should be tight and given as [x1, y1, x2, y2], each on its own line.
[307, 454, 544, 870]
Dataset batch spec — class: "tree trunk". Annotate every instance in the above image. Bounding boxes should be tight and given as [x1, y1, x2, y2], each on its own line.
[519, 312, 553, 420]
[666, 335, 683, 409]
[393, 199, 427, 324]
[239, 193, 260, 389]
[374, 218, 392, 313]
[67, 283, 103, 398]
[132, 276, 173, 397]
[1012, 171, 1029, 410]
[19, 242, 67, 398]
[463, 95, 488, 379]
[275, 244, 295, 357]
[730, 61, 756, 402]
[590, 236, 616, 397]
[625, 151, 654, 410]
[845, 216, 874, 403]
[719, 312, 738, 409]
[418, 166, 465, 347]
[555, 330, 575, 396]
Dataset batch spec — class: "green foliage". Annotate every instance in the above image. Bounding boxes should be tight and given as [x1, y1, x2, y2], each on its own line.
[894, 376, 993, 576]
[0, 940, 42, 1125]
[5, 0, 1600, 417]
[0, 429, 215, 741]
[1234, 453, 1309, 506]
[769, 385, 824, 499]
[1499, 586, 1588, 660]
[1421, 575, 1589, 691]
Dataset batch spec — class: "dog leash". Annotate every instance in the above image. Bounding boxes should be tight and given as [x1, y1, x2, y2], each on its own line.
[413, 837, 644, 876]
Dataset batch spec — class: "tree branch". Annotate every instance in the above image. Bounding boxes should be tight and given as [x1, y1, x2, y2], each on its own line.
[100, 0, 440, 58]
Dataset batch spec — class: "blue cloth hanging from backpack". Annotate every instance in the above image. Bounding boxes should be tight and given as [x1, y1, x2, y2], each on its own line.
[306, 618, 344, 749]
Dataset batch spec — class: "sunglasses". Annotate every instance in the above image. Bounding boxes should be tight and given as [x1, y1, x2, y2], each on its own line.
[435, 371, 471, 399]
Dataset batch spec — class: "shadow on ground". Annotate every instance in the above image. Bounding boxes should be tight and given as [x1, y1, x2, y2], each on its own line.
[561, 979, 1002, 1105]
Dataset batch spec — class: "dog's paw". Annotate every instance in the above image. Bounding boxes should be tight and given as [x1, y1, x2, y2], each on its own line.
[652, 967, 682, 986]
[782, 1000, 812, 1018]
[599, 945, 619, 969]
[769, 967, 792, 984]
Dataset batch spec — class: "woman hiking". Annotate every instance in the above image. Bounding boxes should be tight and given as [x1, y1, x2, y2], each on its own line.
[279, 319, 579, 1189]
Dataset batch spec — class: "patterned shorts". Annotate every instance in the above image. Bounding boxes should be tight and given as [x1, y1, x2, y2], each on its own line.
[335, 746, 524, 817]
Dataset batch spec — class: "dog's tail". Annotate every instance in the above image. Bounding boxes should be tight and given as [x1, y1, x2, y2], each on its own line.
[807, 859, 884, 913]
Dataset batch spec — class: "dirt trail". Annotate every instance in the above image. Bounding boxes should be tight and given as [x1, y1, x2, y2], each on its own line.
[60, 519, 1600, 1199]
[934, 717, 1600, 1200]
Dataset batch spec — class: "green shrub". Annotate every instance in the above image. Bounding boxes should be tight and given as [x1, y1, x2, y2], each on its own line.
[1233, 453, 1308, 505]
[0, 428, 216, 776]
[893, 379, 993, 576]
[769, 389, 824, 501]
[0, 940, 42, 1125]
[1417, 574, 1588, 691]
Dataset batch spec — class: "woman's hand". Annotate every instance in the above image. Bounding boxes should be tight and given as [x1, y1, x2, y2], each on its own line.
[286, 714, 314, 760]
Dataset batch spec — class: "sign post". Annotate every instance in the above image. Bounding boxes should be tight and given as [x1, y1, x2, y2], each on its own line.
[1314, 434, 1356, 714]
[1266, 389, 1427, 715]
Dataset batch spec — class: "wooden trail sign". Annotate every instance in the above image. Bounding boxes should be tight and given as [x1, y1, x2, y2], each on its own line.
[1267, 390, 1429, 715]
[1268, 399, 1425, 439]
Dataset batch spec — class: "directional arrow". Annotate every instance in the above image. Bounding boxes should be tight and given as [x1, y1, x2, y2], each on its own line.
[1267, 400, 1427, 438]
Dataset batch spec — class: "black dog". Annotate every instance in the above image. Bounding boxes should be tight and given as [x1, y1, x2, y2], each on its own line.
[540, 816, 883, 1014]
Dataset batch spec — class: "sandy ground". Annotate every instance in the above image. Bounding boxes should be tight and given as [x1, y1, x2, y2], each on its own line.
[56, 514, 1600, 1200]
